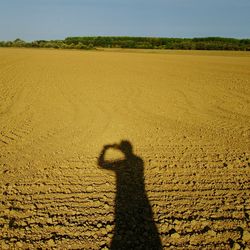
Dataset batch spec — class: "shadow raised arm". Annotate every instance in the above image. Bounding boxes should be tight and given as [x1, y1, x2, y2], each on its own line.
[98, 144, 119, 169]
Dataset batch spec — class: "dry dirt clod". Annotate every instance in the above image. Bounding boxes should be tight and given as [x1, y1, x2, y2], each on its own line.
[232, 242, 241, 250]
[86, 186, 93, 192]
[170, 232, 181, 239]
[16, 242, 23, 248]
[47, 239, 55, 247]
[242, 230, 250, 242]
[1, 242, 9, 250]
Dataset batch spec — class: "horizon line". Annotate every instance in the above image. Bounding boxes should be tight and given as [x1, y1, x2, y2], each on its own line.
[1, 35, 250, 42]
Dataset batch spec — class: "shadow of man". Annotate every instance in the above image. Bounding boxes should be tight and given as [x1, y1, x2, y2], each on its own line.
[98, 140, 162, 250]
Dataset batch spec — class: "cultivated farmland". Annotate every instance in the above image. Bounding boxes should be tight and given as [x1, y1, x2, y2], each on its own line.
[0, 48, 249, 249]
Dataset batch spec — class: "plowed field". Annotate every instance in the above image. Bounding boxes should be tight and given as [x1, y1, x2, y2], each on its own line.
[0, 48, 250, 249]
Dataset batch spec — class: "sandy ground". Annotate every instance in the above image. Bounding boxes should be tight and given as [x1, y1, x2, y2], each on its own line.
[0, 48, 250, 249]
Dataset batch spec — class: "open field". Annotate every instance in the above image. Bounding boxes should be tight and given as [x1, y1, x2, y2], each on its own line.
[0, 48, 250, 249]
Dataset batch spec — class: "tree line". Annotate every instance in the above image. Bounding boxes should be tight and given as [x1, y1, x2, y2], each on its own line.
[1, 37, 250, 51]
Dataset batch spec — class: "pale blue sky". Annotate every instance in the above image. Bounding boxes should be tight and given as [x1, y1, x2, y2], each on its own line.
[0, 0, 249, 41]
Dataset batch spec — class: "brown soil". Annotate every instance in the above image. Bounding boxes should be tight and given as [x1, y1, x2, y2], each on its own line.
[0, 48, 250, 249]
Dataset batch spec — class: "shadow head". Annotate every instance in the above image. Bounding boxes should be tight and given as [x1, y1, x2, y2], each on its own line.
[119, 140, 133, 156]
